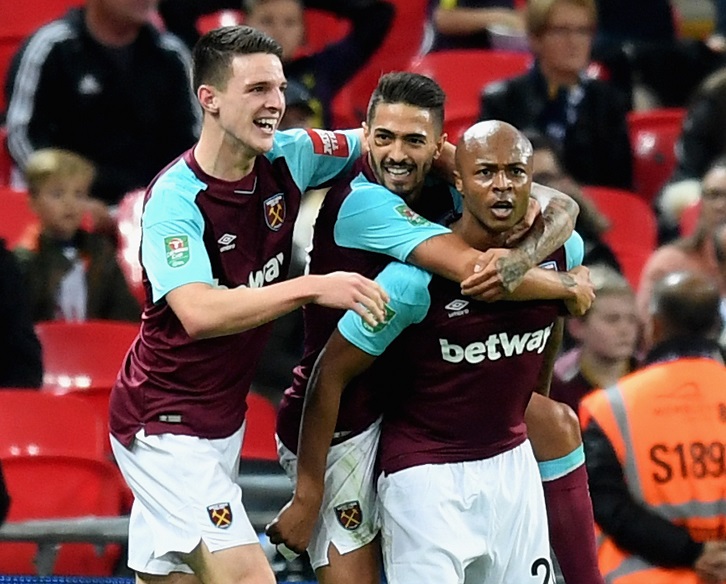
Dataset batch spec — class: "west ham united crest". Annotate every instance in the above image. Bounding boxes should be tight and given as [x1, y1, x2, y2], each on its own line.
[334, 501, 362, 531]
[263, 193, 286, 231]
[207, 502, 233, 529]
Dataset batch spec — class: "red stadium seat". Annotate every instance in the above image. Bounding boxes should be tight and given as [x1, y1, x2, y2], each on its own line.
[0, 187, 39, 249]
[195, 9, 244, 36]
[35, 319, 138, 392]
[116, 188, 146, 306]
[0, 390, 107, 459]
[330, 0, 429, 129]
[241, 391, 279, 461]
[302, 9, 349, 54]
[627, 108, 685, 204]
[581, 186, 658, 289]
[0, 455, 126, 575]
[409, 50, 532, 143]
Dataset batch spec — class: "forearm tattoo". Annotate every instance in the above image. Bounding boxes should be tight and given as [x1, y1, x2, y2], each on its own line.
[558, 272, 578, 288]
[520, 196, 577, 265]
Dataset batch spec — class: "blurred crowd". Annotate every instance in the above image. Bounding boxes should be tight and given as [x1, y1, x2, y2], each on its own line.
[1, 0, 726, 581]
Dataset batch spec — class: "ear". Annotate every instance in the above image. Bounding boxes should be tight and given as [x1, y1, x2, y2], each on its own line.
[433, 132, 448, 161]
[197, 85, 219, 115]
[454, 169, 463, 195]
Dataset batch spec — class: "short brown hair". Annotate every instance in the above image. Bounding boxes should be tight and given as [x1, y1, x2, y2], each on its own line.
[192, 25, 283, 92]
[526, 0, 596, 37]
[24, 148, 95, 197]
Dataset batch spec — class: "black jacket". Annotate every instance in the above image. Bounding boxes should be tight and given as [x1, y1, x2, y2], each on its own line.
[4, 8, 200, 205]
[479, 65, 633, 190]
[0, 239, 42, 389]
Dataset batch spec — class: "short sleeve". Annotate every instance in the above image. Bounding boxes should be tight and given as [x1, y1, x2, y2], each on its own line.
[564, 231, 585, 270]
[338, 262, 432, 356]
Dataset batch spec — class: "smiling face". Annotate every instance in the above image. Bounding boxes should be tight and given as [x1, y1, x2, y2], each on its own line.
[363, 102, 445, 201]
[202, 52, 286, 158]
[455, 122, 533, 234]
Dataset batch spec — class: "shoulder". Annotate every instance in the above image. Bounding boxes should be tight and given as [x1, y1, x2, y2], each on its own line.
[483, 74, 528, 98]
[153, 28, 193, 64]
[145, 158, 206, 222]
[21, 17, 78, 55]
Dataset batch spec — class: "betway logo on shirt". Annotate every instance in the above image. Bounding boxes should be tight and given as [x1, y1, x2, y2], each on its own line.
[246, 253, 284, 288]
[306, 129, 350, 157]
[440, 324, 553, 363]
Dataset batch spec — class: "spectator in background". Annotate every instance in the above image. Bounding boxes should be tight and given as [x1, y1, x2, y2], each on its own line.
[479, 0, 634, 190]
[591, 0, 726, 109]
[14, 149, 140, 323]
[637, 156, 726, 327]
[159, 0, 395, 128]
[668, 65, 726, 188]
[0, 239, 42, 389]
[580, 270, 726, 583]
[425, 0, 526, 52]
[528, 130, 621, 270]
[551, 264, 640, 414]
[4, 0, 199, 224]
[280, 79, 316, 130]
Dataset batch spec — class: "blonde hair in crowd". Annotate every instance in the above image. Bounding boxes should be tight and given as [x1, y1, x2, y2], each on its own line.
[24, 148, 95, 197]
[526, 0, 597, 37]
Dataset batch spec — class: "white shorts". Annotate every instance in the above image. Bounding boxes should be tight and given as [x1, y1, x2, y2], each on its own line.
[378, 440, 553, 584]
[110, 425, 259, 575]
[276, 419, 381, 570]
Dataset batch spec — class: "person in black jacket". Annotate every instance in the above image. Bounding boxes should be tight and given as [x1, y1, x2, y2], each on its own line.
[479, 0, 633, 191]
[159, 0, 395, 128]
[0, 238, 43, 389]
[4, 0, 200, 219]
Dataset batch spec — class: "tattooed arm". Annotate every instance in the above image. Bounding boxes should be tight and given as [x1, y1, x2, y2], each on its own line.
[465, 184, 579, 294]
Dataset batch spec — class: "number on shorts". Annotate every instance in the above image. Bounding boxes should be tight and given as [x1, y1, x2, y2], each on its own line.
[531, 557, 552, 584]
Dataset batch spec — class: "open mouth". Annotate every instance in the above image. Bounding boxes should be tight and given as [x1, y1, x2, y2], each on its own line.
[383, 165, 414, 180]
[490, 200, 514, 218]
[254, 118, 277, 134]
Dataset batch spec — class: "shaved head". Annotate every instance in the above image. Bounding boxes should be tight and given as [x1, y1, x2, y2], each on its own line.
[649, 271, 722, 342]
[456, 120, 533, 171]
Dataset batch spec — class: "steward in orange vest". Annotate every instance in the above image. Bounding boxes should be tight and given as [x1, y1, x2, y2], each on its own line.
[580, 271, 726, 584]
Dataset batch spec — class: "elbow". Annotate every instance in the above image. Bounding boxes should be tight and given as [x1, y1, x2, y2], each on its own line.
[176, 311, 217, 340]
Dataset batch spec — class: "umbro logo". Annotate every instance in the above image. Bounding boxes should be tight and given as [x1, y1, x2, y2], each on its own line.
[445, 299, 469, 318]
[218, 233, 237, 252]
[78, 74, 101, 95]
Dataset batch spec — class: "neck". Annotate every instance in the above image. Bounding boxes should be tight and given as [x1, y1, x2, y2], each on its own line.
[578, 350, 631, 389]
[85, 6, 142, 47]
[451, 213, 509, 252]
[539, 62, 580, 89]
[194, 125, 257, 181]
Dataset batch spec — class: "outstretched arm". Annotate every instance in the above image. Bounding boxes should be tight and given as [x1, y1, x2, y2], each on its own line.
[266, 331, 376, 553]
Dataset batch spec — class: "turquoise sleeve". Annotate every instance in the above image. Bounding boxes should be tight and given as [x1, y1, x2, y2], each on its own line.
[271, 128, 361, 190]
[337, 262, 432, 356]
[141, 161, 213, 303]
[334, 174, 451, 261]
[564, 231, 585, 270]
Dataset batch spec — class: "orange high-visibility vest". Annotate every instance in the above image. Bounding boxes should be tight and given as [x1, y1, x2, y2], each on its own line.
[579, 357, 726, 584]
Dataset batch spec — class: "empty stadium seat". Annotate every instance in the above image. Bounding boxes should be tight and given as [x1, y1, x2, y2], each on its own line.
[0, 455, 126, 575]
[0, 390, 106, 459]
[627, 108, 685, 203]
[35, 320, 138, 392]
[581, 186, 658, 289]
[302, 9, 349, 54]
[409, 50, 532, 143]
[330, 0, 429, 129]
[241, 392, 279, 462]
[195, 8, 244, 36]
[0, 187, 38, 249]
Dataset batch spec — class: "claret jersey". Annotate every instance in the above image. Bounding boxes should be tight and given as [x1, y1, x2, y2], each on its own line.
[275, 157, 456, 451]
[338, 234, 584, 474]
[110, 129, 361, 447]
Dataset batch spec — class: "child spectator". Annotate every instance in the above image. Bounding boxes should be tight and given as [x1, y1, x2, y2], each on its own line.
[551, 264, 640, 413]
[14, 149, 140, 323]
